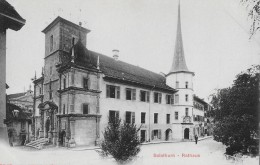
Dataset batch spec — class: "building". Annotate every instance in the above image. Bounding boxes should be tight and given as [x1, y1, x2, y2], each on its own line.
[0, 0, 25, 143]
[7, 87, 34, 113]
[30, 2, 210, 147]
[5, 103, 31, 146]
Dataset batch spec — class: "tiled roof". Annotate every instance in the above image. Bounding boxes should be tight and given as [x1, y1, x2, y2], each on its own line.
[59, 41, 176, 93]
[0, 0, 25, 22]
[7, 92, 26, 99]
[5, 103, 31, 122]
[0, 0, 25, 31]
[193, 95, 207, 105]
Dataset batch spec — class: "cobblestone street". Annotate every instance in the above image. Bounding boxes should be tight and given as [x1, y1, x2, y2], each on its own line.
[1, 138, 258, 165]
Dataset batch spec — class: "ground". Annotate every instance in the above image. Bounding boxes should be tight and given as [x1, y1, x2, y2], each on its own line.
[0, 138, 258, 165]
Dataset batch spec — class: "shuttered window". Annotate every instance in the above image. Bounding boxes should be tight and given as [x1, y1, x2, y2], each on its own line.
[125, 111, 135, 124]
[154, 92, 162, 103]
[109, 110, 119, 123]
[126, 88, 136, 100]
[106, 85, 120, 99]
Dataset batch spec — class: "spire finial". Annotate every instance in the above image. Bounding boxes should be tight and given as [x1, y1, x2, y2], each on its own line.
[34, 71, 37, 79]
[97, 55, 100, 70]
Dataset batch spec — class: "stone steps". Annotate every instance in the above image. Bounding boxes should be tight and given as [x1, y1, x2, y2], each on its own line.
[26, 138, 49, 149]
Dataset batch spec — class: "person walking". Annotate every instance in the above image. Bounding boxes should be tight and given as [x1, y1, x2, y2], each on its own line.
[195, 135, 198, 144]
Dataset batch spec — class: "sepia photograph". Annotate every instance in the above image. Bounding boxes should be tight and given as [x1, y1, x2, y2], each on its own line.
[0, 0, 259, 164]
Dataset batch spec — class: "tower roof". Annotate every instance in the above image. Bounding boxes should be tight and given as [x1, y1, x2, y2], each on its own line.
[169, 1, 193, 75]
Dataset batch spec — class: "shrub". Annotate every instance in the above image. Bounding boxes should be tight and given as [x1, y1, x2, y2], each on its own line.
[100, 117, 141, 163]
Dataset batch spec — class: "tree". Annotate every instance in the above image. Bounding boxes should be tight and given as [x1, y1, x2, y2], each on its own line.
[210, 65, 259, 155]
[100, 117, 141, 163]
[240, 0, 260, 37]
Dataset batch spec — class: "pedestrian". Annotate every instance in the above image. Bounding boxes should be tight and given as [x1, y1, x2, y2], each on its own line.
[195, 135, 198, 144]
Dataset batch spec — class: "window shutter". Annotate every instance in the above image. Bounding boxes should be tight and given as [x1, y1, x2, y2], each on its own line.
[116, 86, 120, 99]
[125, 88, 128, 100]
[132, 89, 136, 100]
[116, 111, 119, 120]
[159, 93, 162, 104]
[151, 130, 154, 140]
[139, 91, 142, 101]
[147, 91, 150, 102]
[158, 130, 161, 139]
[106, 85, 110, 98]
[171, 95, 174, 105]
[132, 112, 135, 123]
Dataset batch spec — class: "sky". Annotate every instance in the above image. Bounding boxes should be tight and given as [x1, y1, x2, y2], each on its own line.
[5, 0, 260, 102]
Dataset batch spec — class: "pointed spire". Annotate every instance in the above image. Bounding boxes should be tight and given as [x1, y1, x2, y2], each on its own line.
[34, 71, 37, 79]
[97, 55, 100, 70]
[169, 0, 190, 73]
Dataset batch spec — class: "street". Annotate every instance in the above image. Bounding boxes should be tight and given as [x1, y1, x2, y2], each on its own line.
[1, 138, 258, 165]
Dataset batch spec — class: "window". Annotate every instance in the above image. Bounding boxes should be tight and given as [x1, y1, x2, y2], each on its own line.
[175, 94, 179, 104]
[63, 78, 66, 89]
[49, 91, 52, 100]
[175, 112, 178, 120]
[83, 104, 89, 114]
[176, 81, 179, 88]
[154, 92, 162, 103]
[106, 85, 120, 99]
[109, 110, 119, 123]
[185, 94, 189, 102]
[126, 88, 136, 100]
[166, 94, 174, 104]
[125, 111, 135, 124]
[72, 37, 75, 46]
[185, 82, 188, 88]
[39, 87, 42, 95]
[83, 78, 88, 89]
[141, 112, 146, 124]
[140, 90, 150, 102]
[63, 104, 66, 114]
[50, 35, 53, 51]
[167, 114, 170, 124]
[185, 108, 189, 116]
[154, 113, 158, 124]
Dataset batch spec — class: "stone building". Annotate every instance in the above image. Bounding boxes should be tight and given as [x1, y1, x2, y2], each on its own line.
[31, 2, 211, 147]
[0, 0, 25, 143]
[5, 103, 31, 146]
[7, 87, 34, 113]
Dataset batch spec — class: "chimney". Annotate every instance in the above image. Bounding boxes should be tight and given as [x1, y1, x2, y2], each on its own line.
[112, 49, 119, 61]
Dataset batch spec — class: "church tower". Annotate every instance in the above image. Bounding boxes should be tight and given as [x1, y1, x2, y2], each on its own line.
[166, 0, 194, 139]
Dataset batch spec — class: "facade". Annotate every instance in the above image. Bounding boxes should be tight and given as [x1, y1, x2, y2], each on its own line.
[5, 103, 31, 146]
[7, 88, 34, 113]
[0, 0, 25, 143]
[32, 2, 210, 147]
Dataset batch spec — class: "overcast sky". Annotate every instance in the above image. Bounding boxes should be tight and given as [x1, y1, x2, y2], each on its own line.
[5, 0, 260, 101]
